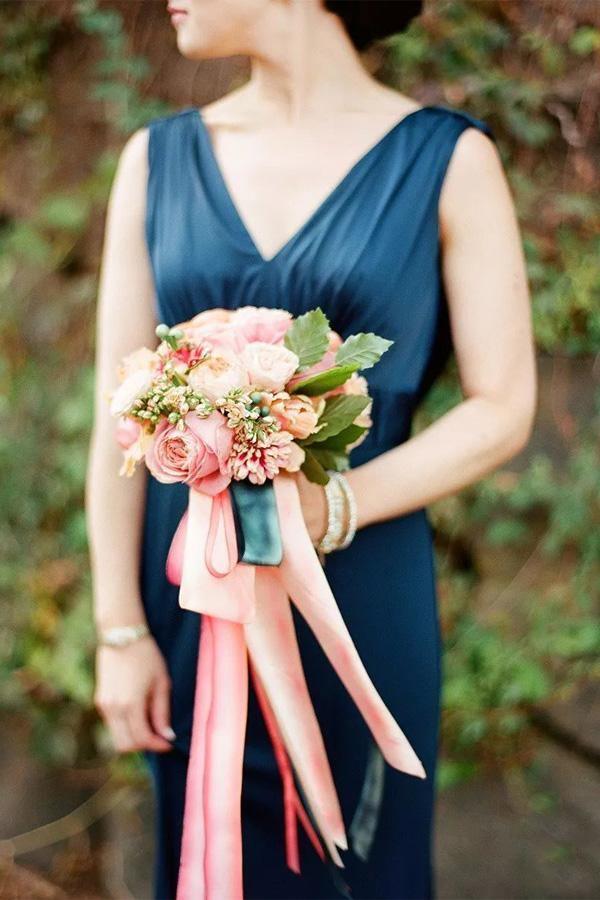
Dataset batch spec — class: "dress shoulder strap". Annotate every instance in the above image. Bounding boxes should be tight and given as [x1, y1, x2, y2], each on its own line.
[145, 108, 198, 252]
[401, 105, 497, 217]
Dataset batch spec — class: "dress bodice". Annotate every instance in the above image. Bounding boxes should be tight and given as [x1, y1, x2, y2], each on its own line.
[145, 105, 493, 465]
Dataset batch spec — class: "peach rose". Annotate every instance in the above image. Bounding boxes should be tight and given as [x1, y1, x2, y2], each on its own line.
[328, 330, 343, 351]
[340, 373, 372, 428]
[283, 441, 306, 473]
[109, 369, 155, 417]
[270, 393, 319, 440]
[241, 342, 299, 392]
[232, 306, 292, 345]
[118, 346, 159, 381]
[145, 411, 233, 495]
[187, 351, 249, 402]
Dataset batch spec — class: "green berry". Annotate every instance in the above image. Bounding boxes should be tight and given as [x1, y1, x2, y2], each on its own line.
[250, 391, 262, 404]
[155, 323, 169, 340]
[260, 405, 270, 417]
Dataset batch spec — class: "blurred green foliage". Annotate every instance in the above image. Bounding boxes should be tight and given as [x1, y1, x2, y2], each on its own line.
[0, 0, 598, 785]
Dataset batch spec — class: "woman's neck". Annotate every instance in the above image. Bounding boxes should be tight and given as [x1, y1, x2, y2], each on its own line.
[242, 2, 385, 122]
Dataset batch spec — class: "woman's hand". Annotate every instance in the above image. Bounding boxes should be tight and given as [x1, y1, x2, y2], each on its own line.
[296, 471, 328, 545]
[95, 636, 175, 754]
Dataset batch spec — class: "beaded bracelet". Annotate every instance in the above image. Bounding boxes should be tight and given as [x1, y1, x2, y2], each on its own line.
[97, 623, 150, 648]
[336, 472, 358, 550]
[317, 473, 346, 555]
[317, 471, 357, 555]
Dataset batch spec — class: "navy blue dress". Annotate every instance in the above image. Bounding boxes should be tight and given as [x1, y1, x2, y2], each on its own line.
[140, 104, 494, 900]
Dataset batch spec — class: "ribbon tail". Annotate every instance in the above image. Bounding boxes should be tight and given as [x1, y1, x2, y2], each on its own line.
[177, 615, 214, 900]
[204, 617, 248, 900]
[273, 475, 427, 781]
[249, 662, 326, 873]
[244, 568, 347, 865]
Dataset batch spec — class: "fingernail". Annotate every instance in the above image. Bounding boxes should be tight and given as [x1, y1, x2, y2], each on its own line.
[161, 727, 176, 741]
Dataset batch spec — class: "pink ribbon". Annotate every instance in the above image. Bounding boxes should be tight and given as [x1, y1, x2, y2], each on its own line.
[166, 475, 426, 900]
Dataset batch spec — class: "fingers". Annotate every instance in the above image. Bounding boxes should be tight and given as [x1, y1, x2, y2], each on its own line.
[96, 692, 173, 753]
[107, 711, 135, 753]
[128, 700, 172, 753]
[149, 676, 176, 743]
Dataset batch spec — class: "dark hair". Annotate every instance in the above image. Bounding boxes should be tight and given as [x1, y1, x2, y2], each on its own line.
[325, 1, 423, 51]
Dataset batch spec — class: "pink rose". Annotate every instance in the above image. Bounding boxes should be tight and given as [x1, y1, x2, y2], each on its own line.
[185, 321, 247, 354]
[145, 411, 233, 495]
[188, 309, 233, 327]
[116, 416, 142, 450]
[270, 393, 319, 440]
[232, 307, 292, 345]
[241, 342, 299, 392]
[187, 351, 249, 402]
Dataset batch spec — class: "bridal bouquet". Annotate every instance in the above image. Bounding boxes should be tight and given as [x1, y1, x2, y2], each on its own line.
[110, 306, 426, 900]
[111, 305, 388, 489]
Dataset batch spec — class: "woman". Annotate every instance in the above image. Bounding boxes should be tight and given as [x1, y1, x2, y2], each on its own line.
[86, 1, 537, 898]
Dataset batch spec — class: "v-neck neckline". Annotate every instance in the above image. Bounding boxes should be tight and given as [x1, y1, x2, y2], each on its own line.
[192, 104, 435, 265]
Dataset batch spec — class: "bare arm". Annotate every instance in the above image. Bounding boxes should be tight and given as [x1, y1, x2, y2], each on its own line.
[86, 127, 173, 753]
[300, 128, 537, 536]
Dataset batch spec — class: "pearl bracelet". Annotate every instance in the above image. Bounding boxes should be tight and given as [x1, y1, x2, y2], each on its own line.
[317, 471, 357, 555]
[97, 623, 150, 648]
[337, 472, 358, 550]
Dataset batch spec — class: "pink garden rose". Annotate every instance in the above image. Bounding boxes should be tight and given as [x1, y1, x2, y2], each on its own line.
[185, 321, 247, 354]
[241, 342, 300, 392]
[145, 411, 233, 495]
[187, 351, 249, 402]
[270, 393, 319, 440]
[232, 306, 292, 345]
[188, 309, 233, 327]
[115, 416, 142, 450]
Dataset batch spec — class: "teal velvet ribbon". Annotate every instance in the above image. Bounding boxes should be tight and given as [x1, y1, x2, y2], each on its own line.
[229, 480, 283, 566]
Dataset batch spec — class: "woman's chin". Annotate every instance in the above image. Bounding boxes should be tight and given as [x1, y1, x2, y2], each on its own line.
[176, 31, 229, 60]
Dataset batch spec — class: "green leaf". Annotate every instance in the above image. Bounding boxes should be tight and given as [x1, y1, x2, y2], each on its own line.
[335, 333, 393, 370]
[301, 448, 330, 485]
[308, 446, 349, 472]
[290, 364, 356, 396]
[303, 395, 370, 445]
[314, 423, 366, 451]
[283, 308, 330, 368]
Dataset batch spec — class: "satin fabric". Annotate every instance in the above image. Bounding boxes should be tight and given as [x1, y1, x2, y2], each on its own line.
[141, 104, 494, 899]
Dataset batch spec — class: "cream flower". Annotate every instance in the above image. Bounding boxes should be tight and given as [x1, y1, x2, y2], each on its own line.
[241, 342, 300, 392]
[109, 369, 155, 417]
[188, 352, 249, 402]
